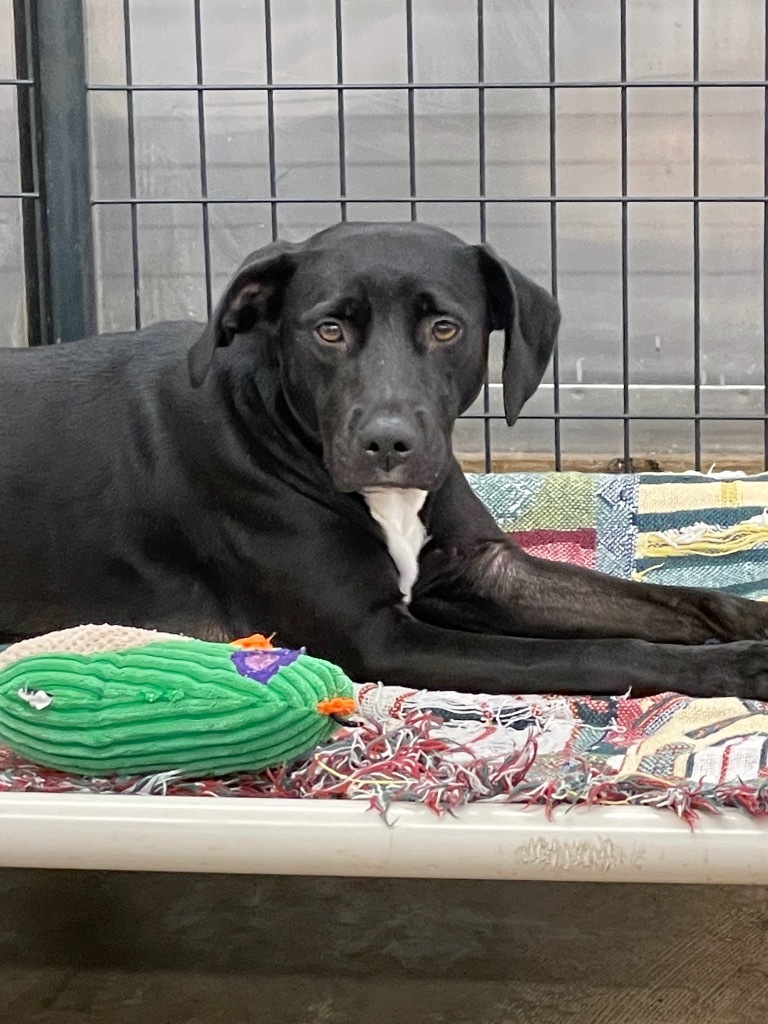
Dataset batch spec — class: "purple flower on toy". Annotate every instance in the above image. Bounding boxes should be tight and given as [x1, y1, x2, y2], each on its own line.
[231, 647, 304, 684]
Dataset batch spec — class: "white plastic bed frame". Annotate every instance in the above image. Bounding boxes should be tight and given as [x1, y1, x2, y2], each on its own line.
[0, 795, 766, 883]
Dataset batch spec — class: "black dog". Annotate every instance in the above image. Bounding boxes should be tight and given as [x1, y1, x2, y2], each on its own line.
[3, 221, 768, 698]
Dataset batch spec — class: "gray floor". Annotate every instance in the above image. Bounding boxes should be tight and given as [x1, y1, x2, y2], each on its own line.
[1, 872, 767, 1023]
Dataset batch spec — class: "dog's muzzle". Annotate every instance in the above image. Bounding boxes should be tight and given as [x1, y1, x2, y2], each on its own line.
[327, 409, 447, 492]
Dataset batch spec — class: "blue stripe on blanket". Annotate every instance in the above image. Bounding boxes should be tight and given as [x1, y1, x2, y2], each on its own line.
[636, 549, 768, 596]
[636, 506, 768, 532]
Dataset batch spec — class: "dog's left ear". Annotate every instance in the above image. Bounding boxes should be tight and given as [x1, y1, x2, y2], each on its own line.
[475, 245, 561, 426]
[188, 239, 300, 387]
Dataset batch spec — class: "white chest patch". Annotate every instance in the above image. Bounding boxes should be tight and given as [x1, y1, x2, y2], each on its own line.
[363, 488, 428, 604]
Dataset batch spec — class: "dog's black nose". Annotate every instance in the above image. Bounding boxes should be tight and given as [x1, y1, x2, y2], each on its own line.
[360, 415, 416, 472]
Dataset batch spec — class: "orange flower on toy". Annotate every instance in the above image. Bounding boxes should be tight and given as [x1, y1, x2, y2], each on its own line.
[316, 697, 357, 717]
[232, 633, 275, 650]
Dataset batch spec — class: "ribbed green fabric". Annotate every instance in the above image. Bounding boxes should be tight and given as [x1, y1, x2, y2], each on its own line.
[0, 639, 354, 776]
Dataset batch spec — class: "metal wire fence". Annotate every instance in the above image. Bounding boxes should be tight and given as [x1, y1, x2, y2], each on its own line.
[3, 0, 768, 473]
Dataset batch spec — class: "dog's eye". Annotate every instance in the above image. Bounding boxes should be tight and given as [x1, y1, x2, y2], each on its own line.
[316, 321, 344, 344]
[431, 319, 460, 343]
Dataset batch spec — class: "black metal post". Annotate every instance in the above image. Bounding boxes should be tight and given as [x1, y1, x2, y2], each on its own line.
[547, 0, 562, 470]
[12, 0, 48, 346]
[28, 0, 95, 343]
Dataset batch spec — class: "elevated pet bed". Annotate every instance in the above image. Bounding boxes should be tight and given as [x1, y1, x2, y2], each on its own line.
[2, 470, 768, 882]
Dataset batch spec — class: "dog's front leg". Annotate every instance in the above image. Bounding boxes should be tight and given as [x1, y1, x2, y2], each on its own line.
[413, 462, 768, 645]
[352, 607, 768, 699]
[415, 540, 768, 644]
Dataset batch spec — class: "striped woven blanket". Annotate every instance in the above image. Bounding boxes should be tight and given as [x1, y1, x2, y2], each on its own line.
[470, 470, 768, 600]
[3, 470, 768, 822]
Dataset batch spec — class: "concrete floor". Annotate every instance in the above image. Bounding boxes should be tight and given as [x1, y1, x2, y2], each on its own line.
[1, 871, 767, 1023]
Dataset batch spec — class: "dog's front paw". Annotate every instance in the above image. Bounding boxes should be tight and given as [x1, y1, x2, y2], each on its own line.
[708, 640, 768, 701]
[698, 592, 768, 644]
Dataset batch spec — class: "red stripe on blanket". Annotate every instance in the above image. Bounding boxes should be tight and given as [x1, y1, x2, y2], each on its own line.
[506, 528, 597, 568]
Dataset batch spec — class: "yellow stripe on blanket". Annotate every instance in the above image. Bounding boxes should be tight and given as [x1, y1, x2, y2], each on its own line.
[636, 518, 768, 558]
[637, 480, 768, 514]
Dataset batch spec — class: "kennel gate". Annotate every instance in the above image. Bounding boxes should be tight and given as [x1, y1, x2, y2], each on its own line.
[1, 0, 768, 473]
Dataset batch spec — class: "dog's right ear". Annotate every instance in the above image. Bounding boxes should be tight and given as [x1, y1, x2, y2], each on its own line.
[188, 240, 300, 387]
[475, 244, 560, 427]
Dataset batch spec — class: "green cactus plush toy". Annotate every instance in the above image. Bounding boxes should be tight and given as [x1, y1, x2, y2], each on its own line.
[0, 625, 356, 777]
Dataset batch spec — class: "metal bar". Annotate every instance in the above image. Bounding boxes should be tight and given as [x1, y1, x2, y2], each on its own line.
[620, 0, 631, 467]
[334, 0, 347, 222]
[13, 0, 49, 346]
[264, 0, 278, 239]
[490, 382, 766, 391]
[0, 77, 33, 86]
[405, 0, 417, 221]
[477, 1, 486, 246]
[84, 79, 768, 93]
[34, 0, 96, 342]
[461, 413, 768, 422]
[477, 0, 491, 472]
[692, 0, 702, 469]
[122, 0, 141, 328]
[4, 793, 768, 884]
[0, 191, 38, 199]
[89, 194, 768, 205]
[548, 0, 562, 469]
[193, 0, 213, 318]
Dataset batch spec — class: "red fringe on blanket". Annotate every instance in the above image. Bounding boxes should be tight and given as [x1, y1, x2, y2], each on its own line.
[1, 710, 768, 829]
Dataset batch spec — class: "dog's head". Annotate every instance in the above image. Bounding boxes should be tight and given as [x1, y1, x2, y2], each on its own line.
[189, 222, 560, 492]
